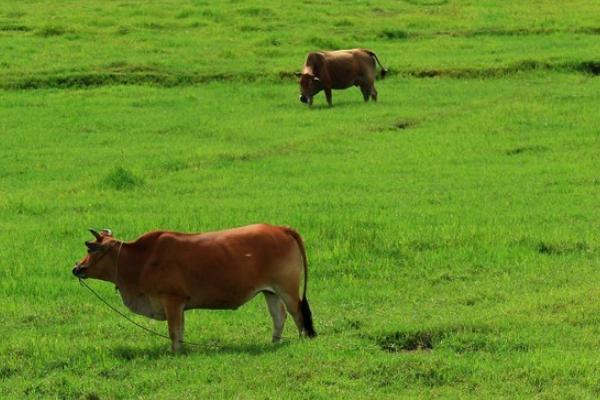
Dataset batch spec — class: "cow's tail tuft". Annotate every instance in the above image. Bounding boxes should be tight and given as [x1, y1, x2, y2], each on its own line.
[300, 297, 317, 338]
[366, 50, 388, 79]
[380, 67, 388, 79]
[285, 227, 317, 338]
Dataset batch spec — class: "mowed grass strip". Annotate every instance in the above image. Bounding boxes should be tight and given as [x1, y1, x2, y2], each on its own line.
[1, 72, 599, 398]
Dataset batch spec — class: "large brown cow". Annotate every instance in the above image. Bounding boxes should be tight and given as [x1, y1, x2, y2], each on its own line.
[72, 225, 316, 352]
[296, 48, 388, 106]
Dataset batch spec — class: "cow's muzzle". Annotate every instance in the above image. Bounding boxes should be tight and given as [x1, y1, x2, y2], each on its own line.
[72, 264, 87, 279]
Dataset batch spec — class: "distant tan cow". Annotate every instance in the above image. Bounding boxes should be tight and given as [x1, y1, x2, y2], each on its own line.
[73, 225, 316, 352]
[296, 48, 388, 106]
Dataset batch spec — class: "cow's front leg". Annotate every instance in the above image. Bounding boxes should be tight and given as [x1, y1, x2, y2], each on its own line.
[324, 87, 332, 106]
[162, 295, 186, 352]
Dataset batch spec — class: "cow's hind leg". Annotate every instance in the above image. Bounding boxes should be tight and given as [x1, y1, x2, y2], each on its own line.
[162, 295, 186, 352]
[278, 291, 316, 339]
[263, 291, 286, 343]
[360, 84, 372, 102]
[370, 85, 378, 102]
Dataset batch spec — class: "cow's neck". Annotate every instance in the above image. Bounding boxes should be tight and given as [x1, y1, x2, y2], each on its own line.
[111, 242, 144, 293]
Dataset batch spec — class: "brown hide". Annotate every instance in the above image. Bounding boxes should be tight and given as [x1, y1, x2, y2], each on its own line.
[73, 224, 316, 350]
[298, 48, 387, 106]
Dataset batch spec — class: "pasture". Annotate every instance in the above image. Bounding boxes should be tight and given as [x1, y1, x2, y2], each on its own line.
[1, 1, 600, 398]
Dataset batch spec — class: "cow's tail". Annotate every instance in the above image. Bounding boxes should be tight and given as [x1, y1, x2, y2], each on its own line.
[365, 50, 388, 79]
[285, 227, 317, 338]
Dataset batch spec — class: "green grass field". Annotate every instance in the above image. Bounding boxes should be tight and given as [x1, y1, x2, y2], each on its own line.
[2, 1, 600, 398]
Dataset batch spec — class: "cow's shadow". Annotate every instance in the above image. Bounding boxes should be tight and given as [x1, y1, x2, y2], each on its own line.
[112, 339, 289, 360]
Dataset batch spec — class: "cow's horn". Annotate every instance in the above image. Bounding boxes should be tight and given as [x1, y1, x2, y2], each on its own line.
[89, 228, 101, 240]
[101, 228, 112, 236]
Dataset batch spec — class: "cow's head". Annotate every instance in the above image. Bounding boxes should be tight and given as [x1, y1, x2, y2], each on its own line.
[72, 228, 116, 281]
[297, 73, 321, 105]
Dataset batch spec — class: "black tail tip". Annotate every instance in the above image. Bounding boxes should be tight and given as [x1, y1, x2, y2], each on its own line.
[381, 69, 388, 79]
[300, 297, 317, 338]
